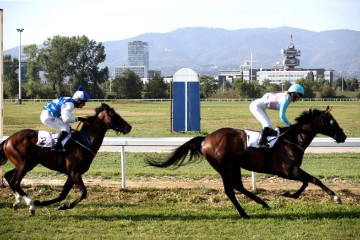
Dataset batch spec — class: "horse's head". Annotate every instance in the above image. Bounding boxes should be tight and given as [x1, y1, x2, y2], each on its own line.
[296, 106, 346, 143]
[95, 103, 132, 134]
[321, 106, 347, 143]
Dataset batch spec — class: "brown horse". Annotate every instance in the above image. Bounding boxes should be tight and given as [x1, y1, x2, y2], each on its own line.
[0, 103, 131, 215]
[146, 106, 347, 219]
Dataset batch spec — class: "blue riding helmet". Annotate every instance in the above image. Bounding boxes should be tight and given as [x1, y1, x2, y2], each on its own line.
[288, 84, 304, 95]
[72, 86, 90, 101]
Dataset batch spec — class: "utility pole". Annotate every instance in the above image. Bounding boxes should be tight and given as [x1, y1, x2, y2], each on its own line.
[16, 28, 24, 104]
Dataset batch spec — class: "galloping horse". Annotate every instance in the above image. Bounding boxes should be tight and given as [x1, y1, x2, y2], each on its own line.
[146, 106, 347, 219]
[0, 103, 132, 215]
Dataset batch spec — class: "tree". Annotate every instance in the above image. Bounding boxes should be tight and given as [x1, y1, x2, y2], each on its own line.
[306, 71, 315, 81]
[233, 79, 262, 98]
[39, 35, 108, 98]
[347, 78, 359, 91]
[3, 55, 19, 98]
[144, 73, 169, 99]
[319, 85, 336, 98]
[112, 70, 143, 99]
[199, 75, 217, 99]
[40, 35, 77, 97]
[69, 35, 109, 98]
[334, 78, 347, 91]
[23, 44, 43, 98]
[295, 78, 316, 98]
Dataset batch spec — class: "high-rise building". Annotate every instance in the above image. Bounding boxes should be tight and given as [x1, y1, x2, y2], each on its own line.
[114, 41, 150, 79]
[128, 41, 149, 71]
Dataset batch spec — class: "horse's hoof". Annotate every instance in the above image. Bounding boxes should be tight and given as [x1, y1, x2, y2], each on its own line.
[13, 202, 21, 210]
[282, 191, 291, 197]
[263, 204, 271, 210]
[29, 209, 35, 215]
[58, 204, 69, 210]
[334, 195, 342, 204]
[242, 215, 250, 220]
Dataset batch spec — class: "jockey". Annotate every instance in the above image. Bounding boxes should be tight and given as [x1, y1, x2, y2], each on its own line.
[249, 83, 304, 148]
[40, 86, 90, 151]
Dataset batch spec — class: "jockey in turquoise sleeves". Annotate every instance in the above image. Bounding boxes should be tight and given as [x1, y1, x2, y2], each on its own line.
[249, 84, 304, 148]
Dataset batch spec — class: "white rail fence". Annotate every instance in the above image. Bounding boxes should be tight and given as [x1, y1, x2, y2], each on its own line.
[1, 137, 359, 190]
[100, 137, 360, 189]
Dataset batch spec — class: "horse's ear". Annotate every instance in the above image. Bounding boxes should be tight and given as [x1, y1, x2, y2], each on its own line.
[101, 103, 110, 111]
[325, 106, 332, 113]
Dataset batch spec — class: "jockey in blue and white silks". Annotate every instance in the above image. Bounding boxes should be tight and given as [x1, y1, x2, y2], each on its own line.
[40, 86, 90, 151]
[249, 84, 304, 148]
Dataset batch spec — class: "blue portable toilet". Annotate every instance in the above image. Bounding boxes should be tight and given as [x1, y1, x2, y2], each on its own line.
[172, 68, 200, 131]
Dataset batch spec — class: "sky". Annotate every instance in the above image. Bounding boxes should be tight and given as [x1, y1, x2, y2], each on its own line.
[1, 0, 360, 50]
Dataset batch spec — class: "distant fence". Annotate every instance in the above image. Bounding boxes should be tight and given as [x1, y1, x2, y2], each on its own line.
[3, 98, 360, 103]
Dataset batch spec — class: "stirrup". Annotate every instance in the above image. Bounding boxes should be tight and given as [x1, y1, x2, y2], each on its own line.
[258, 143, 270, 149]
[257, 141, 270, 148]
[51, 142, 64, 152]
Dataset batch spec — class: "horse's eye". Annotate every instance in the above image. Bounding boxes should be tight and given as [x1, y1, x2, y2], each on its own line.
[330, 120, 335, 126]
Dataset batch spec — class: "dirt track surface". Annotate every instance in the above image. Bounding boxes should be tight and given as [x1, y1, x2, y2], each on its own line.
[14, 177, 360, 194]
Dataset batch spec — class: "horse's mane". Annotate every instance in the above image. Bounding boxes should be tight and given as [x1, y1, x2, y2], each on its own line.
[294, 108, 323, 125]
[81, 103, 112, 125]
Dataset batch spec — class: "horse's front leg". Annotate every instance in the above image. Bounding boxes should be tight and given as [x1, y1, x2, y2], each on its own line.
[283, 167, 342, 204]
[58, 173, 87, 210]
[34, 177, 74, 207]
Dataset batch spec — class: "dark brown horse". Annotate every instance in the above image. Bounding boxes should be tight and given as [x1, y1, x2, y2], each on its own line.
[146, 106, 347, 219]
[0, 103, 131, 215]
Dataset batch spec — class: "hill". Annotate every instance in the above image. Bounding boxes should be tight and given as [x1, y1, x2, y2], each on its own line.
[4, 27, 360, 76]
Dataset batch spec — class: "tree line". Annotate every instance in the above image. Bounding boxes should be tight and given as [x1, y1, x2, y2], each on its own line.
[3, 35, 360, 100]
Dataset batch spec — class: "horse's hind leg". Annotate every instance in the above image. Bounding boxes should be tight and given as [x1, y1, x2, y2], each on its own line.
[34, 177, 74, 207]
[4, 168, 36, 215]
[233, 181, 270, 210]
[222, 178, 250, 219]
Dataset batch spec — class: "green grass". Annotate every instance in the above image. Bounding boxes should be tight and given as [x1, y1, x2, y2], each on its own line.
[3, 100, 360, 137]
[0, 186, 359, 240]
[1, 101, 359, 239]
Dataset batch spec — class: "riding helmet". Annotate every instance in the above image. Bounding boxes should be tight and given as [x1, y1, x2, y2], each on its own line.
[288, 84, 304, 95]
[72, 86, 90, 101]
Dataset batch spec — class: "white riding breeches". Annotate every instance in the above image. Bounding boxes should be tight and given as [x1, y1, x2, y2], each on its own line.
[249, 99, 272, 128]
[40, 110, 71, 133]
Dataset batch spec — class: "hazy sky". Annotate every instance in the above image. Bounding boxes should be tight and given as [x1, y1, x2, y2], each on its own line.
[1, 0, 360, 50]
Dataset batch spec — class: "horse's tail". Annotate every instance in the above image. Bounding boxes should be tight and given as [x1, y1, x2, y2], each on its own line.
[146, 136, 205, 169]
[0, 140, 7, 187]
[0, 140, 8, 166]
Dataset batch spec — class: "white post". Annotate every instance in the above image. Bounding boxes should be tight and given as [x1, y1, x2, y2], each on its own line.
[251, 171, 256, 190]
[16, 28, 24, 104]
[0, 9, 3, 138]
[121, 146, 126, 189]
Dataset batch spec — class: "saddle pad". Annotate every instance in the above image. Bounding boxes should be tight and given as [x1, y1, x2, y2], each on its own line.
[36, 130, 70, 148]
[244, 128, 280, 148]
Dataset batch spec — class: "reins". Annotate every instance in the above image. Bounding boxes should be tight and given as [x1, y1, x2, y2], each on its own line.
[70, 120, 97, 156]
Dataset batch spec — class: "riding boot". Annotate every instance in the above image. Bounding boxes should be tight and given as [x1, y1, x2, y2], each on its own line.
[52, 131, 68, 152]
[258, 127, 271, 148]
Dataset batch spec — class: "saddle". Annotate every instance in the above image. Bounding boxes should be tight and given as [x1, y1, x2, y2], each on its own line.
[36, 130, 70, 148]
[244, 128, 280, 149]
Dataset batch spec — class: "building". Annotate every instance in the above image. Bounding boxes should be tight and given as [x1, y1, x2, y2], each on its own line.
[218, 35, 334, 86]
[114, 65, 148, 80]
[114, 41, 150, 79]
